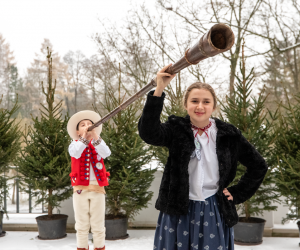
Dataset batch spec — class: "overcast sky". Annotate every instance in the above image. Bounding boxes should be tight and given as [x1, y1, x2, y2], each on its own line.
[0, 0, 153, 75]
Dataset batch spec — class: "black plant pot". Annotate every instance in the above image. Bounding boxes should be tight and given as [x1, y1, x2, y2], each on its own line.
[0, 211, 5, 237]
[105, 216, 129, 240]
[36, 214, 68, 240]
[233, 217, 266, 245]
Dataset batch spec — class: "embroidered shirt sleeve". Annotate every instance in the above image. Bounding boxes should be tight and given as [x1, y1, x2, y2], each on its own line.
[92, 137, 102, 147]
[78, 136, 89, 146]
[93, 139, 111, 159]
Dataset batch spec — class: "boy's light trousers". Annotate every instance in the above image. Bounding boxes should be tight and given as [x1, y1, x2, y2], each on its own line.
[73, 190, 105, 249]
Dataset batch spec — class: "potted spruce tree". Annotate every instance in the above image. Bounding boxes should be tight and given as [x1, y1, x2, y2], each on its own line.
[219, 42, 280, 245]
[272, 89, 300, 243]
[17, 48, 72, 239]
[94, 69, 155, 240]
[0, 97, 21, 237]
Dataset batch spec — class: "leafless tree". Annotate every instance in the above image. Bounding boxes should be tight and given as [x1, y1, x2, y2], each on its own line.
[63, 50, 87, 113]
[153, 0, 268, 97]
[260, 0, 300, 110]
[93, 18, 158, 92]
[0, 34, 16, 109]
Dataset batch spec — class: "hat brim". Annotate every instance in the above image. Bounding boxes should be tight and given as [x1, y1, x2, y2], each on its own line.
[67, 110, 102, 140]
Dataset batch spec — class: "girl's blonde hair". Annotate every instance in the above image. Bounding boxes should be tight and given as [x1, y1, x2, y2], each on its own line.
[183, 82, 217, 109]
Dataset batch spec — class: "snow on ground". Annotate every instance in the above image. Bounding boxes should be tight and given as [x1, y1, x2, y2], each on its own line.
[2, 214, 300, 249]
[1, 230, 299, 250]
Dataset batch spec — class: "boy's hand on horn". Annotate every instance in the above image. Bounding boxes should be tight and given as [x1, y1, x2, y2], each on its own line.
[90, 126, 99, 141]
[82, 126, 98, 141]
[81, 126, 89, 139]
[154, 63, 176, 97]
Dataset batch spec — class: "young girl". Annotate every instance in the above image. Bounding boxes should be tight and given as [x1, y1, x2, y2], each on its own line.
[138, 64, 268, 250]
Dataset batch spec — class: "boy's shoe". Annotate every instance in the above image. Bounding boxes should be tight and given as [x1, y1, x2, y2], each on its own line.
[77, 247, 89, 250]
[94, 247, 105, 250]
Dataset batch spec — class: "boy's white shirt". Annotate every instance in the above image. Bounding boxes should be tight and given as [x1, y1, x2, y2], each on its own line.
[68, 139, 111, 181]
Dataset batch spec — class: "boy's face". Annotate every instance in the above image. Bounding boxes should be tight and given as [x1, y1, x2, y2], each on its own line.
[76, 119, 93, 137]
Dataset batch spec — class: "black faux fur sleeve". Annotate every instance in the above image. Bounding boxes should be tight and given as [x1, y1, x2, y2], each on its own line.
[227, 133, 268, 205]
[138, 90, 173, 148]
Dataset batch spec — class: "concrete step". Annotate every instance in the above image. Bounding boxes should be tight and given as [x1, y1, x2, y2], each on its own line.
[3, 224, 299, 237]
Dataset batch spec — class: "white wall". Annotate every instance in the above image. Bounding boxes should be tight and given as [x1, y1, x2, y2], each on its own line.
[54, 196, 75, 224]
[129, 171, 161, 227]
[273, 196, 290, 224]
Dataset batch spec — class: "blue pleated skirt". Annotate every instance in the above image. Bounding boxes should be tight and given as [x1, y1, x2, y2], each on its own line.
[153, 194, 234, 250]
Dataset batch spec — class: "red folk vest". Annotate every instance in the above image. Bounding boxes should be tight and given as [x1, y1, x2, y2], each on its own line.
[69, 141, 110, 187]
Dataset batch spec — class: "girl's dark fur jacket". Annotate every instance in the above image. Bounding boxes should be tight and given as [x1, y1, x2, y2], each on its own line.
[138, 90, 268, 228]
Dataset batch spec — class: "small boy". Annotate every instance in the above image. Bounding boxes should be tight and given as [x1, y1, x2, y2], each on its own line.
[67, 110, 111, 250]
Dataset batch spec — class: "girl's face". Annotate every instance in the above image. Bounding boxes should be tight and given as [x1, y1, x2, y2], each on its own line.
[76, 119, 93, 138]
[185, 88, 215, 126]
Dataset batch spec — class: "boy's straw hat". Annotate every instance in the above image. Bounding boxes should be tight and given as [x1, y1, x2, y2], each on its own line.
[67, 110, 102, 140]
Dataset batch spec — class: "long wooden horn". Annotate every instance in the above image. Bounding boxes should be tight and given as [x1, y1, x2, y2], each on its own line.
[88, 23, 235, 131]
